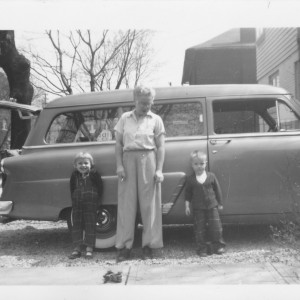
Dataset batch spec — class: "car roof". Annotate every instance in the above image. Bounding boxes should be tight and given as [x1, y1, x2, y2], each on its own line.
[45, 84, 290, 109]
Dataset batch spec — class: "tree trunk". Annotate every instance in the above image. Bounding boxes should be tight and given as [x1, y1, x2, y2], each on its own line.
[0, 30, 33, 149]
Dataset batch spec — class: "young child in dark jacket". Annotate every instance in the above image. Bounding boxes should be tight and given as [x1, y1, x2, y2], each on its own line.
[185, 150, 225, 257]
[68, 152, 103, 259]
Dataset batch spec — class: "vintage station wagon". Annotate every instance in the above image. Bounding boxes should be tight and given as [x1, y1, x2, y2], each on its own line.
[1, 84, 300, 248]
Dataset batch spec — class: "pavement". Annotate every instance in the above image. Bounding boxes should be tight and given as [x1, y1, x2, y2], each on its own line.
[0, 262, 299, 285]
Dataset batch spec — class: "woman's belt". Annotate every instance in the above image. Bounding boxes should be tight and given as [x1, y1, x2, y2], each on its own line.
[123, 148, 155, 152]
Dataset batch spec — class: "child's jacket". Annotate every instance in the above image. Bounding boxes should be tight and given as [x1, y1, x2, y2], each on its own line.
[70, 169, 103, 208]
[185, 172, 222, 210]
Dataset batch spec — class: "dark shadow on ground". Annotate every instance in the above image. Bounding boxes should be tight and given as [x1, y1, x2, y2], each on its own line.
[0, 222, 277, 265]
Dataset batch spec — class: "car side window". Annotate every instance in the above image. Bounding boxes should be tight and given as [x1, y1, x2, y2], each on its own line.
[277, 102, 300, 131]
[152, 102, 204, 137]
[213, 99, 300, 134]
[46, 101, 204, 143]
[45, 106, 132, 144]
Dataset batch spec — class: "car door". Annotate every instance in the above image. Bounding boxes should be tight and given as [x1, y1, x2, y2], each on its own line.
[207, 95, 300, 223]
[152, 98, 208, 222]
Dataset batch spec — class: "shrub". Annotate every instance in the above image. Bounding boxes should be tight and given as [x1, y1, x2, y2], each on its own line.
[270, 219, 300, 248]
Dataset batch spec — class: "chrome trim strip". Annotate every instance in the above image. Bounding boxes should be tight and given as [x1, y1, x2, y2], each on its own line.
[209, 131, 300, 139]
[22, 136, 209, 150]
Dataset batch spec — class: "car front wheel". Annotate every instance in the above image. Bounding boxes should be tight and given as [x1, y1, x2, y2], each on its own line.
[67, 205, 117, 249]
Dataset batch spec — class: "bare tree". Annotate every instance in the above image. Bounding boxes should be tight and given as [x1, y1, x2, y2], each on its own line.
[26, 30, 156, 96]
[96, 30, 155, 90]
[120, 30, 154, 88]
[26, 30, 79, 97]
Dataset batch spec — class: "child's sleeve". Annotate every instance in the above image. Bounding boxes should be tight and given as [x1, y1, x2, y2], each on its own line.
[95, 172, 103, 207]
[70, 172, 76, 196]
[185, 177, 193, 203]
[212, 174, 223, 205]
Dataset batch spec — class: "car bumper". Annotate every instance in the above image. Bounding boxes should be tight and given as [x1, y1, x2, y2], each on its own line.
[0, 201, 13, 215]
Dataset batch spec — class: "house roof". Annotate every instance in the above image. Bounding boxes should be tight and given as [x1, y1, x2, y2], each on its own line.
[188, 28, 255, 49]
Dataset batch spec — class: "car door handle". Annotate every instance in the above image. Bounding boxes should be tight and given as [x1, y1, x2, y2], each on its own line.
[210, 139, 231, 145]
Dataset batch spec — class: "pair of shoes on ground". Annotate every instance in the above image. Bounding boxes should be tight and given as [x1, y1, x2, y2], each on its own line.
[116, 248, 131, 263]
[68, 250, 93, 260]
[103, 270, 122, 283]
[142, 246, 153, 260]
[116, 246, 154, 262]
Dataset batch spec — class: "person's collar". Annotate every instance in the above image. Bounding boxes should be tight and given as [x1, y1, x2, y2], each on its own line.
[129, 109, 153, 119]
[194, 171, 207, 178]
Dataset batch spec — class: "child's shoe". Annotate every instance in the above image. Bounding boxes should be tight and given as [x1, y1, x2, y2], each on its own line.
[216, 247, 225, 255]
[68, 250, 81, 259]
[206, 242, 214, 256]
[85, 247, 94, 259]
[85, 251, 93, 259]
[196, 250, 208, 257]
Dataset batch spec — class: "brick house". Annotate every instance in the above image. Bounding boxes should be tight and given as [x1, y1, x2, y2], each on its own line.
[256, 28, 300, 99]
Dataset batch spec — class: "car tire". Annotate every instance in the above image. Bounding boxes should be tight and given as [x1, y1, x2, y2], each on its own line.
[66, 205, 117, 249]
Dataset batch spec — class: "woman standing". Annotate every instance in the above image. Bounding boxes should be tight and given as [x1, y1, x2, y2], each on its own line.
[114, 85, 165, 262]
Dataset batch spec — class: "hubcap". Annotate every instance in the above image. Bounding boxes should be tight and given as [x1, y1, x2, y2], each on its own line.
[96, 207, 117, 238]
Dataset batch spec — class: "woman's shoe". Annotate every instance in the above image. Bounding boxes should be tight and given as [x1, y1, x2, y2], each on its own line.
[116, 248, 131, 263]
[68, 251, 81, 259]
[142, 246, 153, 260]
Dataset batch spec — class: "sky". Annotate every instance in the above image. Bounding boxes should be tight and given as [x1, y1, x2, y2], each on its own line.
[15, 27, 233, 92]
[2, 0, 300, 93]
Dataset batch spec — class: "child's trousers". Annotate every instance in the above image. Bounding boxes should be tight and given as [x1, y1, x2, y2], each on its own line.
[193, 207, 225, 253]
[72, 196, 97, 249]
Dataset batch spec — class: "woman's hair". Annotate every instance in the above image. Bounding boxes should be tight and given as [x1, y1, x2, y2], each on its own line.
[133, 85, 156, 101]
[73, 151, 94, 166]
[190, 150, 207, 161]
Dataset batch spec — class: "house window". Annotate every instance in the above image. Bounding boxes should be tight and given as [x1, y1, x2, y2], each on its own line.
[269, 71, 280, 87]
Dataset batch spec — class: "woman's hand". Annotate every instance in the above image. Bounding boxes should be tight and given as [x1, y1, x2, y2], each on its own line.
[185, 201, 191, 216]
[154, 170, 164, 183]
[117, 166, 126, 182]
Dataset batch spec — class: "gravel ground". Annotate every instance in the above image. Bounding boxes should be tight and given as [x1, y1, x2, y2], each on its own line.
[0, 219, 300, 268]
